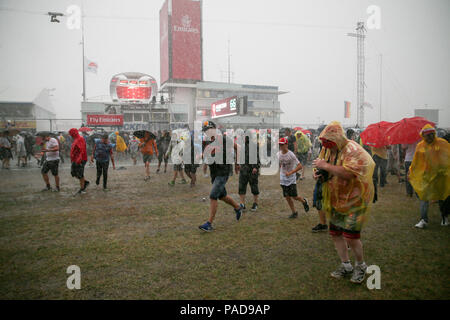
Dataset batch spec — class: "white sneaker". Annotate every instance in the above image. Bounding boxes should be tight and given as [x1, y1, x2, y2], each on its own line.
[415, 219, 428, 229]
[441, 217, 449, 226]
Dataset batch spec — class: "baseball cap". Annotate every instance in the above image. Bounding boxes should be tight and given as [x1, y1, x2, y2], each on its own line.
[279, 137, 288, 145]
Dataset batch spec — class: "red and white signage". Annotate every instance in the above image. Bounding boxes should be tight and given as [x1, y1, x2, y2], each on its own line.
[87, 115, 124, 126]
[211, 96, 238, 119]
[160, 0, 203, 84]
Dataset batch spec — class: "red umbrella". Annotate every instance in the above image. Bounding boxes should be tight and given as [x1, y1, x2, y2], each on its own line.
[78, 127, 93, 132]
[293, 127, 303, 132]
[385, 117, 435, 145]
[301, 129, 312, 135]
[360, 121, 394, 148]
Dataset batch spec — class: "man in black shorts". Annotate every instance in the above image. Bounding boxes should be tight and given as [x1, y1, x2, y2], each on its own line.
[184, 130, 200, 187]
[238, 134, 260, 211]
[40, 133, 60, 192]
[198, 121, 243, 232]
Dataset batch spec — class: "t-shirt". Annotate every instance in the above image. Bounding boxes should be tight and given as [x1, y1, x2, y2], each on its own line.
[94, 139, 113, 163]
[45, 137, 60, 161]
[403, 142, 418, 162]
[0, 137, 11, 148]
[205, 135, 234, 178]
[287, 135, 296, 152]
[277, 150, 299, 186]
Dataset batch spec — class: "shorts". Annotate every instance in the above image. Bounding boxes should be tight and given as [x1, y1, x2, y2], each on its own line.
[41, 160, 59, 176]
[328, 209, 363, 239]
[239, 171, 259, 195]
[143, 154, 153, 164]
[297, 152, 308, 165]
[184, 164, 199, 174]
[130, 151, 138, 159]
[158, 152, 169, 163]
[71, 161, 86, 179]
[210, 175, 229, 200]
[281, 184, 297, 198]
[173, 164, 183, 171]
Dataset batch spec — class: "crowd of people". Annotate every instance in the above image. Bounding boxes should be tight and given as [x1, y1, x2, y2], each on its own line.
[0, 120, 448, 285]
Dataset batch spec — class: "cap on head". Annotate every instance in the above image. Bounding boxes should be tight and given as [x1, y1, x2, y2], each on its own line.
[279, 137, 288, 145]
[202, 121, 216, 132]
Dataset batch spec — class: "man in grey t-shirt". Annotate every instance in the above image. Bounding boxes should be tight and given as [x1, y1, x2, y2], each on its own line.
[40, 133, 60, 191]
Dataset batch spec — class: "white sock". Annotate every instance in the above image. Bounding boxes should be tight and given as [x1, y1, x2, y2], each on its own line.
[356, 261, 366, 267]
[343, 261, 353, 271]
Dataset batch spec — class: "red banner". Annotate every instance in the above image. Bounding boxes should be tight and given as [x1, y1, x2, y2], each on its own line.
[159, 0, 170, 84]
[87, 115, 124, 126]
[171, 0, 202, 81]
[211, 96, 238, 119]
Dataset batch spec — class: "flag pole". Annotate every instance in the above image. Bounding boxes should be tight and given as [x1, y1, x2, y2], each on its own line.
[81, 1, 86, 102]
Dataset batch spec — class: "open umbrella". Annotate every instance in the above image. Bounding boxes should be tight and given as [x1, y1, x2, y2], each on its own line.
[35, 131, 55, 137]
[301, 129, 312, 135]
[385, 117, 435, 145]
[78, 127, 93, 132]
[293, 127, 303, 132]
[360, 121, 394, 148]
[133, 130, 155, 140]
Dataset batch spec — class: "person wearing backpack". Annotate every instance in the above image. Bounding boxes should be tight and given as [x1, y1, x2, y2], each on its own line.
[90, 133, 115, 190]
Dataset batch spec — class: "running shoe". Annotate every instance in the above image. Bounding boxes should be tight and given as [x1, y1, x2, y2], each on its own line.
[441, 216, 449, 226]
[251, 203, 258, 212]
[303, 198, 310, 212]
[415, 219, 428, 229]
[199, 221, 213, 232]
[330, 263, 353, 279]
[168, 180, 175, 186]
[235, 205, 243, 221]
[350, 263, 367, 284]
[240, 204, 246, 211]
[179, 179, 187, 184]
[311, 224, 328, 233]
[288, 212, 298, 219]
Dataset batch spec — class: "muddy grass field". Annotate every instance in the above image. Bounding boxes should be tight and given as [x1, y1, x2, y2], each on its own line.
[0, 161, 448, 299]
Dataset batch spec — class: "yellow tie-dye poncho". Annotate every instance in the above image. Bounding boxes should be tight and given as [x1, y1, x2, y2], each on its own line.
[318, 122, 375, 228]
[409, 124, 450, 201]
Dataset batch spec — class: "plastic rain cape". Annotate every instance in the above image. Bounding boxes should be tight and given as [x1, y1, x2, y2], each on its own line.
[295, 131, 312, 154]
[408, 124, 450, 201]
[115, 134, 127, 152]
[318, 122, 375, 226]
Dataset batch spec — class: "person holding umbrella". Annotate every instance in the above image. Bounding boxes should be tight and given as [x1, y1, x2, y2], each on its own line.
[409, 125, 449, 228]
[138, 131, 158, 181]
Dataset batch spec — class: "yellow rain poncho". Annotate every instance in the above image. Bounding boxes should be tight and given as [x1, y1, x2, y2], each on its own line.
[408, 124, 450, 201]
[295, 131, 312, 154]
[318, 122, 375, 230]
[115, 132, 127, 152]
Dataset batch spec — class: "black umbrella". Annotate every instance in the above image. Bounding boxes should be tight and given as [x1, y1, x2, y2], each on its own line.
[35, 131, 54, 137]
[133, 130, 155, 139]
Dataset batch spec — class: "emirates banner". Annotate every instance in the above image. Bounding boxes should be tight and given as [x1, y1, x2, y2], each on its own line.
[87, 115, 124, 126]
[171, 0, 202, 81]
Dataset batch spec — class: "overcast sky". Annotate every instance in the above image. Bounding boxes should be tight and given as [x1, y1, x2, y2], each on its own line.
[0, 0, 449, 127]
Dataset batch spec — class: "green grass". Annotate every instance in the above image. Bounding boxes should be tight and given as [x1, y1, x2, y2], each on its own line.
[0, 164, 448, 299]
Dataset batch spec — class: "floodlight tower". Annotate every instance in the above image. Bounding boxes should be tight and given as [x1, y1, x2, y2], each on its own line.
[347, 22, 367, 128]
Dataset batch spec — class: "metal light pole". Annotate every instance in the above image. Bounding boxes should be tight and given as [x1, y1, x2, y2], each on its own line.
[347, 22, 366, 128]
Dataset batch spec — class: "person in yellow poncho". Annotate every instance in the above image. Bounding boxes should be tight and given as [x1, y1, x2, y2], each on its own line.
[295, 131, 312, 180]
[114, 131, 127, 161]
[312, 121, 375, 284]
[409, 124, 449, 228]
